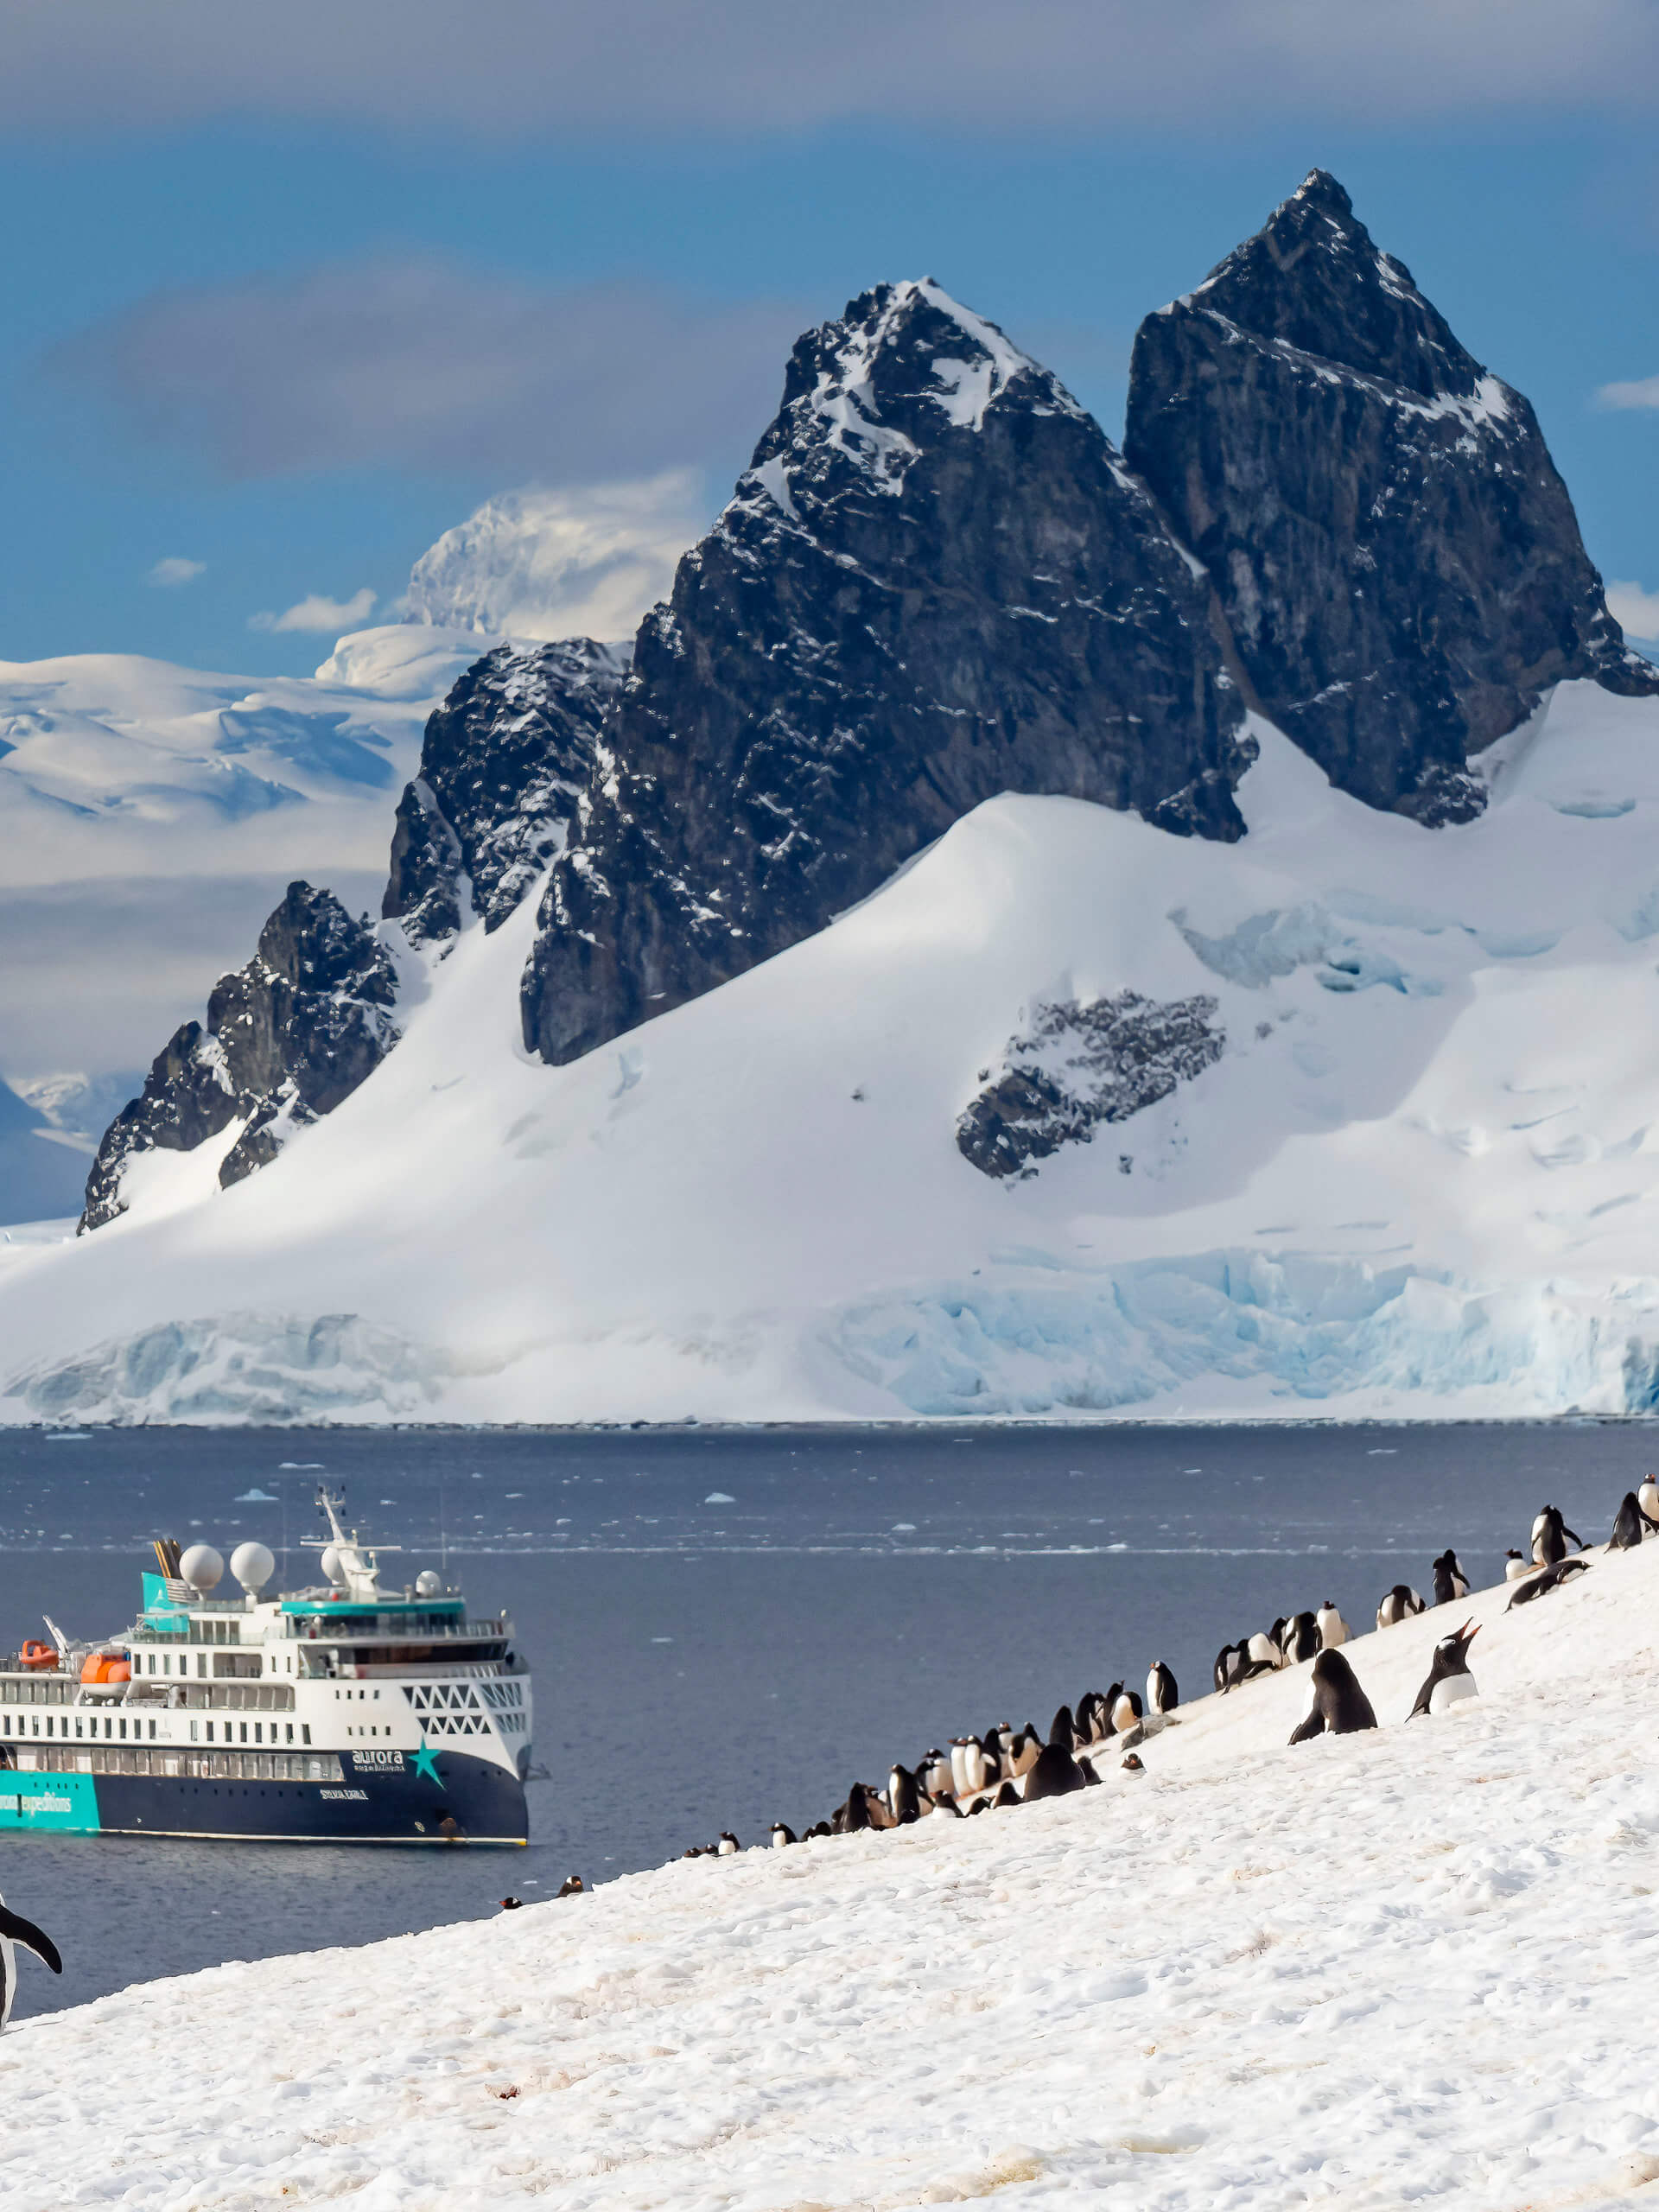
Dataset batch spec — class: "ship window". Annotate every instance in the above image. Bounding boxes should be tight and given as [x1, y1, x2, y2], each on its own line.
[302, 1725, 311, 1745]
[238, 1722, 248, 1745]
[190, 1721, 198, 1743]
[206, 1722, 214, 1744]
[285, 1724, 294, 1745]
[149, 1720, 156, 1740]
[118, 1719, 126, 1739]
[254, 1723, 262, 1745]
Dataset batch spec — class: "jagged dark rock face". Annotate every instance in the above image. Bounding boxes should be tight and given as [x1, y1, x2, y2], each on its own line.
[957, 992, 1224, 1179]
[1125, 170, 1659, 824]
[521, 280, 1250, 1065]
[383, 639, 627, 948]
[80, 885, 397, 1231]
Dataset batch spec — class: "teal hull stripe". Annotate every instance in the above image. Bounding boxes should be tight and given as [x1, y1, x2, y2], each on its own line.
[0, 1772, 101, 1833]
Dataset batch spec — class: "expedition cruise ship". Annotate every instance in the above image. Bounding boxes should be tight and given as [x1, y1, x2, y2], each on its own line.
[0, 1491, 531, 1844]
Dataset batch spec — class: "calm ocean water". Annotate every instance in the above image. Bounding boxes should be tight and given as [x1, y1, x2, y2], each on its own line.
[0, 1420, 1646, 2020]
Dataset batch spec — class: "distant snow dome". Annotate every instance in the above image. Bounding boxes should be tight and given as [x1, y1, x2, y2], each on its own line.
[402, 474, 709, 644]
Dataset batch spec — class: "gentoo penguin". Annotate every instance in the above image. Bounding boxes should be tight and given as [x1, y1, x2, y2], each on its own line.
[1532, 1505, 1584, 1567]
[499, 1896, 524, 1910]
[1008, 1726, 1043, 1777]
[804, 1820, 834, 1839]
[833, 1783, 874, 1834]
[1075, 1692, 1106, 1743]
[1431, 1550, 1471, 1605]
[1022, 1741, 1085, 1801]
[1147, 1661, 1179, 1714]
[994, 1780, 1021, 1808]
[1282, 1611, 1320, 1664]
[1288, 1649, 1378, 1744]
[888, 1764, 925, 1826]
[1098, 1682, 1125, 1738]
[1120, 1752, 1146, 1774]
[1315, 1602, 1349, 1649]
[1408, 1623, 1480, 1718]
[1110, 1688, 1143, 1735]
[716, 1831, 741, 1856]
[919, 1748, 954, 1800]
[1503, 1549, 1532, 1581]
[1214, 1642, 1243, 1694]
[1376, 1584, 1426, 1629]
[1609, 1491, 1659, 1552]
[1223, 1638, 1276, 1690]
[926, 1796, 963, 1819]
[1640, 1475, 1659, 1526]
[1245, 1630, 1282, 1674]
[0, 1897, 60, 2031]
[1268, 1617, 1290, 1662]
[1047, 1704, 1077, 1750]
[769, 1821, 798, 1847]
[1508, 1556, 1591, 1608]
[950, 1737, 988, 1799]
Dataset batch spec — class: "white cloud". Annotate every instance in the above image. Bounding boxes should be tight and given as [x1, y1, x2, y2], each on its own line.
[251, 588, 376, 635]
[3, 2, 1659, 133]
[147, 556, 206, 588]
[53, 261, 805, 482]
[1596, 376, 1659, 410]
[1607, 581, 1659, 639]
[403, 474, 708, 644]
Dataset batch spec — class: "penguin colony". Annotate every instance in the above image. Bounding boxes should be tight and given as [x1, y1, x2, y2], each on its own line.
[657, 1479, 1649, 1864]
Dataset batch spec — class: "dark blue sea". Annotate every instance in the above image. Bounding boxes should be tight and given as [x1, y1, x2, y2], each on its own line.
[0, 1421, 1645, 2019]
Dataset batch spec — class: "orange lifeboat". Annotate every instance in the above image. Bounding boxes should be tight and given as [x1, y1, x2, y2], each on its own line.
[79, 1653, 130, 1684]
[19, 1639, 58, 1671]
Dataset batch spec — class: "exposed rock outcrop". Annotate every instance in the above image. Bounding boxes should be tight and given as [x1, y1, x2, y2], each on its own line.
[383, 638, 627, 948]
[957, 991, 1224, 1179]
[79, 884, 397, 1230]
[1125, 169, 1658, 823]
[520, 279, 1250, 1065]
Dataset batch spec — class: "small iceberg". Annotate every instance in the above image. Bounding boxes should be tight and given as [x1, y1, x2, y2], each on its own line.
[703, 1491, 735, 1504]
[235, 1487, 280, 1503]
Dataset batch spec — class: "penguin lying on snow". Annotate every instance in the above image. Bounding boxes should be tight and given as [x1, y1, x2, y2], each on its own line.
[1022, 1741, 1086, 1800]
[1503, 1549, 1532, 1581]
[769, 1821, 798, 1847]
[1288, 1649, 1378, 1744]
[1431, 1550, 1470, 1605]
[1, 1897, 62, 2030]
[558, 1875, 585, 1897]
[1508, 1556, 1591, 1608]
[1376, 1585, 1426, 1629]
[1608, 1491, 1659, 1552]
[1408, 1623, 1479, 1718]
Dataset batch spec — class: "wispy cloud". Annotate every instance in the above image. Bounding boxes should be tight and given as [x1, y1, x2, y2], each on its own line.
[1596, 374, 1659, 410]
[1608, 581, 1659, 639]
[147, 556, 205, 588]
[3, 2, 1659, 134]
[250, 588, 376, 635]
[51, 260, 806, 483]
[404, 473, 707, 644]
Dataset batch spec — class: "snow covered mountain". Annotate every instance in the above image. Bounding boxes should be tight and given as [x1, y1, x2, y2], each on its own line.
[6, 170, 1659, 1425]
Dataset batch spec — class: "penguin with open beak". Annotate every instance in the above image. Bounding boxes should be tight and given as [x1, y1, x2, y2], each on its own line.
[1407, 1621, 1480, 1719]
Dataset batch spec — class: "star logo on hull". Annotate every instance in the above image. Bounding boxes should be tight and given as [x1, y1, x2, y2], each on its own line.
[410, 1738, 444, 1786]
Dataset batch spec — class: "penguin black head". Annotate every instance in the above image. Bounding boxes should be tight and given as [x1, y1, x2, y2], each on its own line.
[557, 1873, 584, 1896]
[499, 1896, 524, 1910]
[1433, 1620, 1479, 1669]
[1121, 1753, 1145, 1773]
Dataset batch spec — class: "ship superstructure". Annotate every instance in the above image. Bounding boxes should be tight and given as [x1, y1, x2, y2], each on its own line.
[0, 1491, 531, 1844]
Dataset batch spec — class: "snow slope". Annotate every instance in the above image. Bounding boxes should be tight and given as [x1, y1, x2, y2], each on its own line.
[8, 1521, 1659, 2209]
[8, 681, 1659, 1422]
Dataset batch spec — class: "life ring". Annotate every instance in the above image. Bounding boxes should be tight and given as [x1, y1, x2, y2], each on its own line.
[20, 1639, 57, 1670]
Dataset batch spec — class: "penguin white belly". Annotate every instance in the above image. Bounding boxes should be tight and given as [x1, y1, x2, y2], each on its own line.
[1641, 1483, 1659, 1527]
[1428, 1674, 1478, 1715]
[0, 1929, 13, 2034]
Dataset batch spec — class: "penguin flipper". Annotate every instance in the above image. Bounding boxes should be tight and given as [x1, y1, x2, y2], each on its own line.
[0, 1908, 61, 1975]
[1287, 1709, 1326, 1746]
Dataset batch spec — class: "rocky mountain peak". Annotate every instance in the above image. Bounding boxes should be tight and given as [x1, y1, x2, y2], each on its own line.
[1190, 168, 1481, 402]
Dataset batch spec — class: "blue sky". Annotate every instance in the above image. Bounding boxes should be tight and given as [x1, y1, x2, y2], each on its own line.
[3, 4, 1659, 675]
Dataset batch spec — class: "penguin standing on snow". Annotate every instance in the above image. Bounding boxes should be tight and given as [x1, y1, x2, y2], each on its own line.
[1640, 1476, 1659, 1526]
[1315, 1602, 1349, 1649]
[1047, 1704, 1077, 1750]
[919, 1748, 954, 1800]
[1376, 1585, 1426, 1628]
[769, 1821, 798, 1847]
[888, 1764, 925, 1825]
[1431, 1550, 1471, 1605]
[1147, 1661, 1179, 1714]
[1022, 1741, 1085, 1800]
[1288, 1649, 1378, 1744]
[1007, 1726, 1043, 1777]
[1408, 1623, 1480, 1718]
[1110, 1688, 1143, 1734]
[1532, 1505, 1584, 1568]
[0, 1896, 60, 2031]
[1282, 1611, 1320, 1663]
[716, 1832, 741, 1855]
[1609, 1491, 1659, 1552]
[1503, 1549, 1532, 1581]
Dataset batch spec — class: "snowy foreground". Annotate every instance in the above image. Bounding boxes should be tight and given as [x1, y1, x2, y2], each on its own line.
[9, 1539, 1659, 2209]
[12, 679, 1659, 1421]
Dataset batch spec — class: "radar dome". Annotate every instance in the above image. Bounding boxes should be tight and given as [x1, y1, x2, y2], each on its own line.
[415, 1569, 442, 1597]
[179, 1543, 224, 1592]
[320, 1545, 348, 1587]
[230, 1541, 275, 1594]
